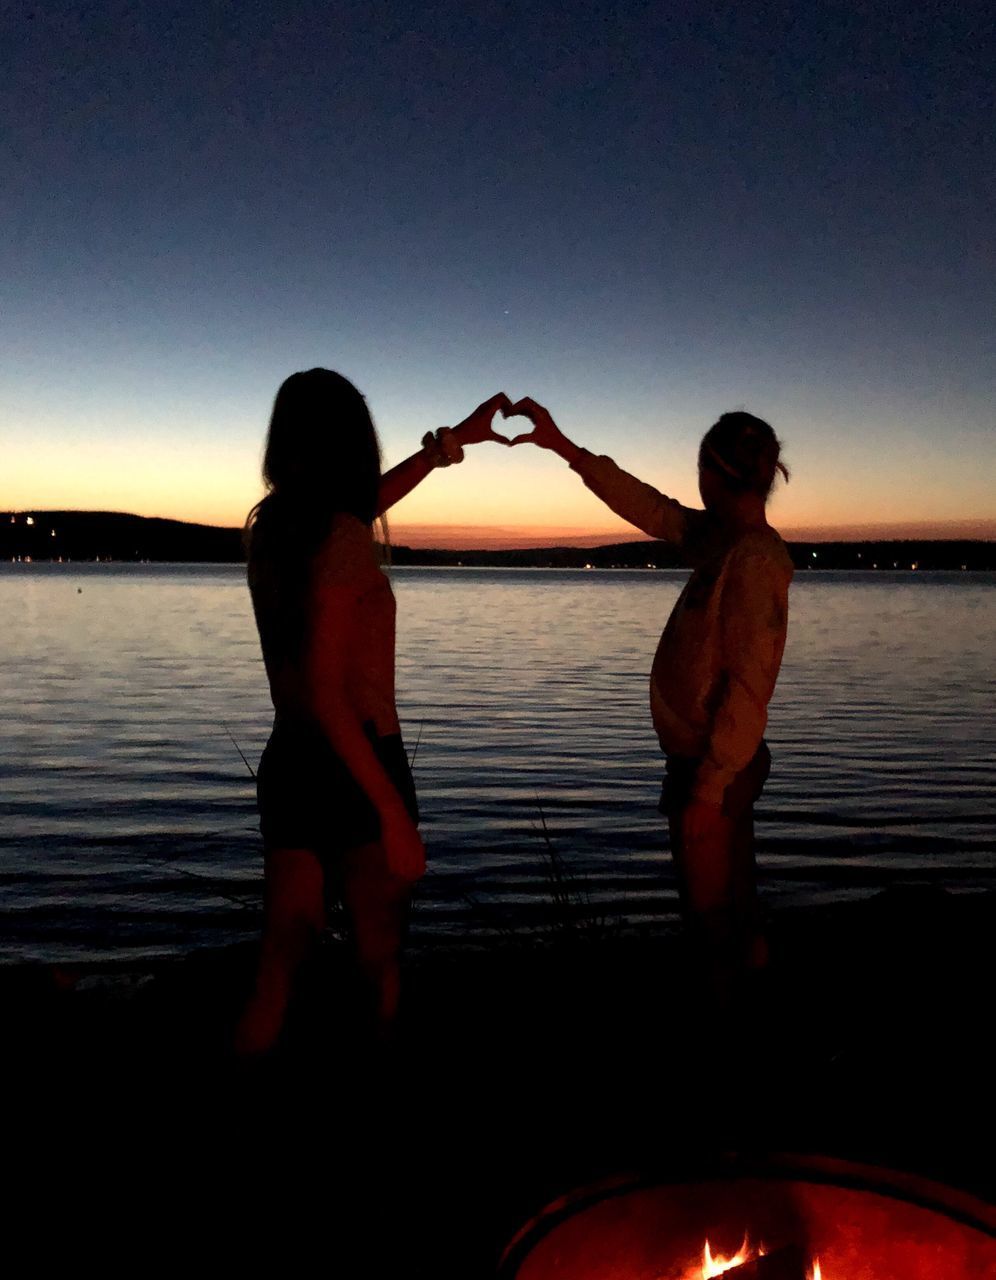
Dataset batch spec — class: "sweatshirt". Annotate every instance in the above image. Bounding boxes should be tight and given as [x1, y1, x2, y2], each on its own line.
[571, 450, 793, 805]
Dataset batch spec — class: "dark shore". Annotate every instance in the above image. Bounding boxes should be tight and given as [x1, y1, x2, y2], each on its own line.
[5, 886, 994, 1274]
[5, 508, 995, 569]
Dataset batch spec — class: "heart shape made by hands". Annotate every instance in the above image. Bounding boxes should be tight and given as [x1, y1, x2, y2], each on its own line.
[452, 393, 516, 446]
[500, 397, 544, 446]
[486, 406, 512, 445]
[451, 394, 551, 447]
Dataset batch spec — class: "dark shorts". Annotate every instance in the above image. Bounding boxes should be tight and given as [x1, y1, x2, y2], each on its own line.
[256, 718, 419, 865]
[659, 740, 771, 821]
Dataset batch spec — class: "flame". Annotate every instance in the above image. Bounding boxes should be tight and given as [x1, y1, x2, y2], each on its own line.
[692, 1239, 826, 1279]
[701, 1237, 765, 1276]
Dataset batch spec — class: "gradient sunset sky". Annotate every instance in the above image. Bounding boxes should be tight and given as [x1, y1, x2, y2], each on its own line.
[5, 1, 994, 546]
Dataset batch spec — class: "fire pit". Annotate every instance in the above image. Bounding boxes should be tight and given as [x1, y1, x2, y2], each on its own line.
[498, 1155, 996, 1279]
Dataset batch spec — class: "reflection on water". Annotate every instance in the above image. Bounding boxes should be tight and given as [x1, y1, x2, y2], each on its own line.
[1, 563, 994, 963]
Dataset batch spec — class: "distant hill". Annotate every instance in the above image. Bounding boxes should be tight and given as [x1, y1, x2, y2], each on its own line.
[3, 510, 994, 570]
[3, 511, 242, 563]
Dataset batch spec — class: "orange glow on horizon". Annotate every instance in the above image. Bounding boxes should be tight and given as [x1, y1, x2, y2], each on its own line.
[389, 517, 996, 549]
[5, 507, 995, 549]
[8, 431, 995, 547]
[387, 523, 648, 549]
[776, 518, 996, 542]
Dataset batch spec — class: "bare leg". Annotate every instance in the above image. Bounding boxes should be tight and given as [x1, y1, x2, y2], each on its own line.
[730, 809, 769, 971]
[340, 842, 412, 1043]
[234, 846, 325, 1056]
[667, 746, 771, 1010]
[668, 805, 742, 1009]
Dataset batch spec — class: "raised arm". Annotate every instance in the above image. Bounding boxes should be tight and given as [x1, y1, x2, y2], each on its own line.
[376, 392, 512, 515]
[507, 398, 694, 544]
[376, 447, 437, 517]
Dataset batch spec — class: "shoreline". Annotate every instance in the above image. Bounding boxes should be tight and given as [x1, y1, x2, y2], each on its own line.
[3, 881, 992, 977]
[4, 510, 995, 569]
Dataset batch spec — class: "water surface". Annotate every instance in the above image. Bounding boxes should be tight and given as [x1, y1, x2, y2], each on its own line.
[2, 563, 993, 964]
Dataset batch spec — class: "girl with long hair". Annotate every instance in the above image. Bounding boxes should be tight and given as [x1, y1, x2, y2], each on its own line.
[508, 399, 793, 1007]
[236, 370, 510, 1055]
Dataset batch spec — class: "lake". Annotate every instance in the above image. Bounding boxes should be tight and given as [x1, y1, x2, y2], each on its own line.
[1, 563, 994, 965]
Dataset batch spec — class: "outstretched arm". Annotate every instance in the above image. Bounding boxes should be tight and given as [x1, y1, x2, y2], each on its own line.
[376, 448, 435, 517]
[507, 398, 694, 544]
[376, 392, 512, 515]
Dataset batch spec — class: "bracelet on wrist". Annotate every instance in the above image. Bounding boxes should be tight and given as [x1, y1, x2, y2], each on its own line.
[421, 427, 465, 468]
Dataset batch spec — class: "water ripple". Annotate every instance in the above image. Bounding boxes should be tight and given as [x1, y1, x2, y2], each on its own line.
[1, 563, 994, 962]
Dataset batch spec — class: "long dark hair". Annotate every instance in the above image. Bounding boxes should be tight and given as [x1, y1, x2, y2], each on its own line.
[246, 369, 382, 562]
[699, 411, 789, 498]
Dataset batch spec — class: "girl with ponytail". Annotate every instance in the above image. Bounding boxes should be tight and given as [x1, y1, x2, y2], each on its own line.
[509, 401, 793, 1010]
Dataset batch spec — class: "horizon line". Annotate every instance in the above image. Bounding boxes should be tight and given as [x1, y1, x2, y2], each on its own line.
[7, 508, 996, 548]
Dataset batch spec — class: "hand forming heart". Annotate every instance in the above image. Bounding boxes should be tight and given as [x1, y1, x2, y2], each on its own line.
[451, 392, 514, 447]
[502, 397, 566, 451]
[448, 393, 569, 455]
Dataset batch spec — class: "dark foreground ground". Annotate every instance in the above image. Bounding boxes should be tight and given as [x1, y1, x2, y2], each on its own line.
[4, 885, 994, 1275]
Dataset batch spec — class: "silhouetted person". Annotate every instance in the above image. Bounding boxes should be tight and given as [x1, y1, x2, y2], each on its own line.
[235, 370, 511, 1054]
[509, 399, 792, 1008]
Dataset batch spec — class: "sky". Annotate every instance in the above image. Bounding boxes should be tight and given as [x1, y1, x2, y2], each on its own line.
[4, 0, 995, 546]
